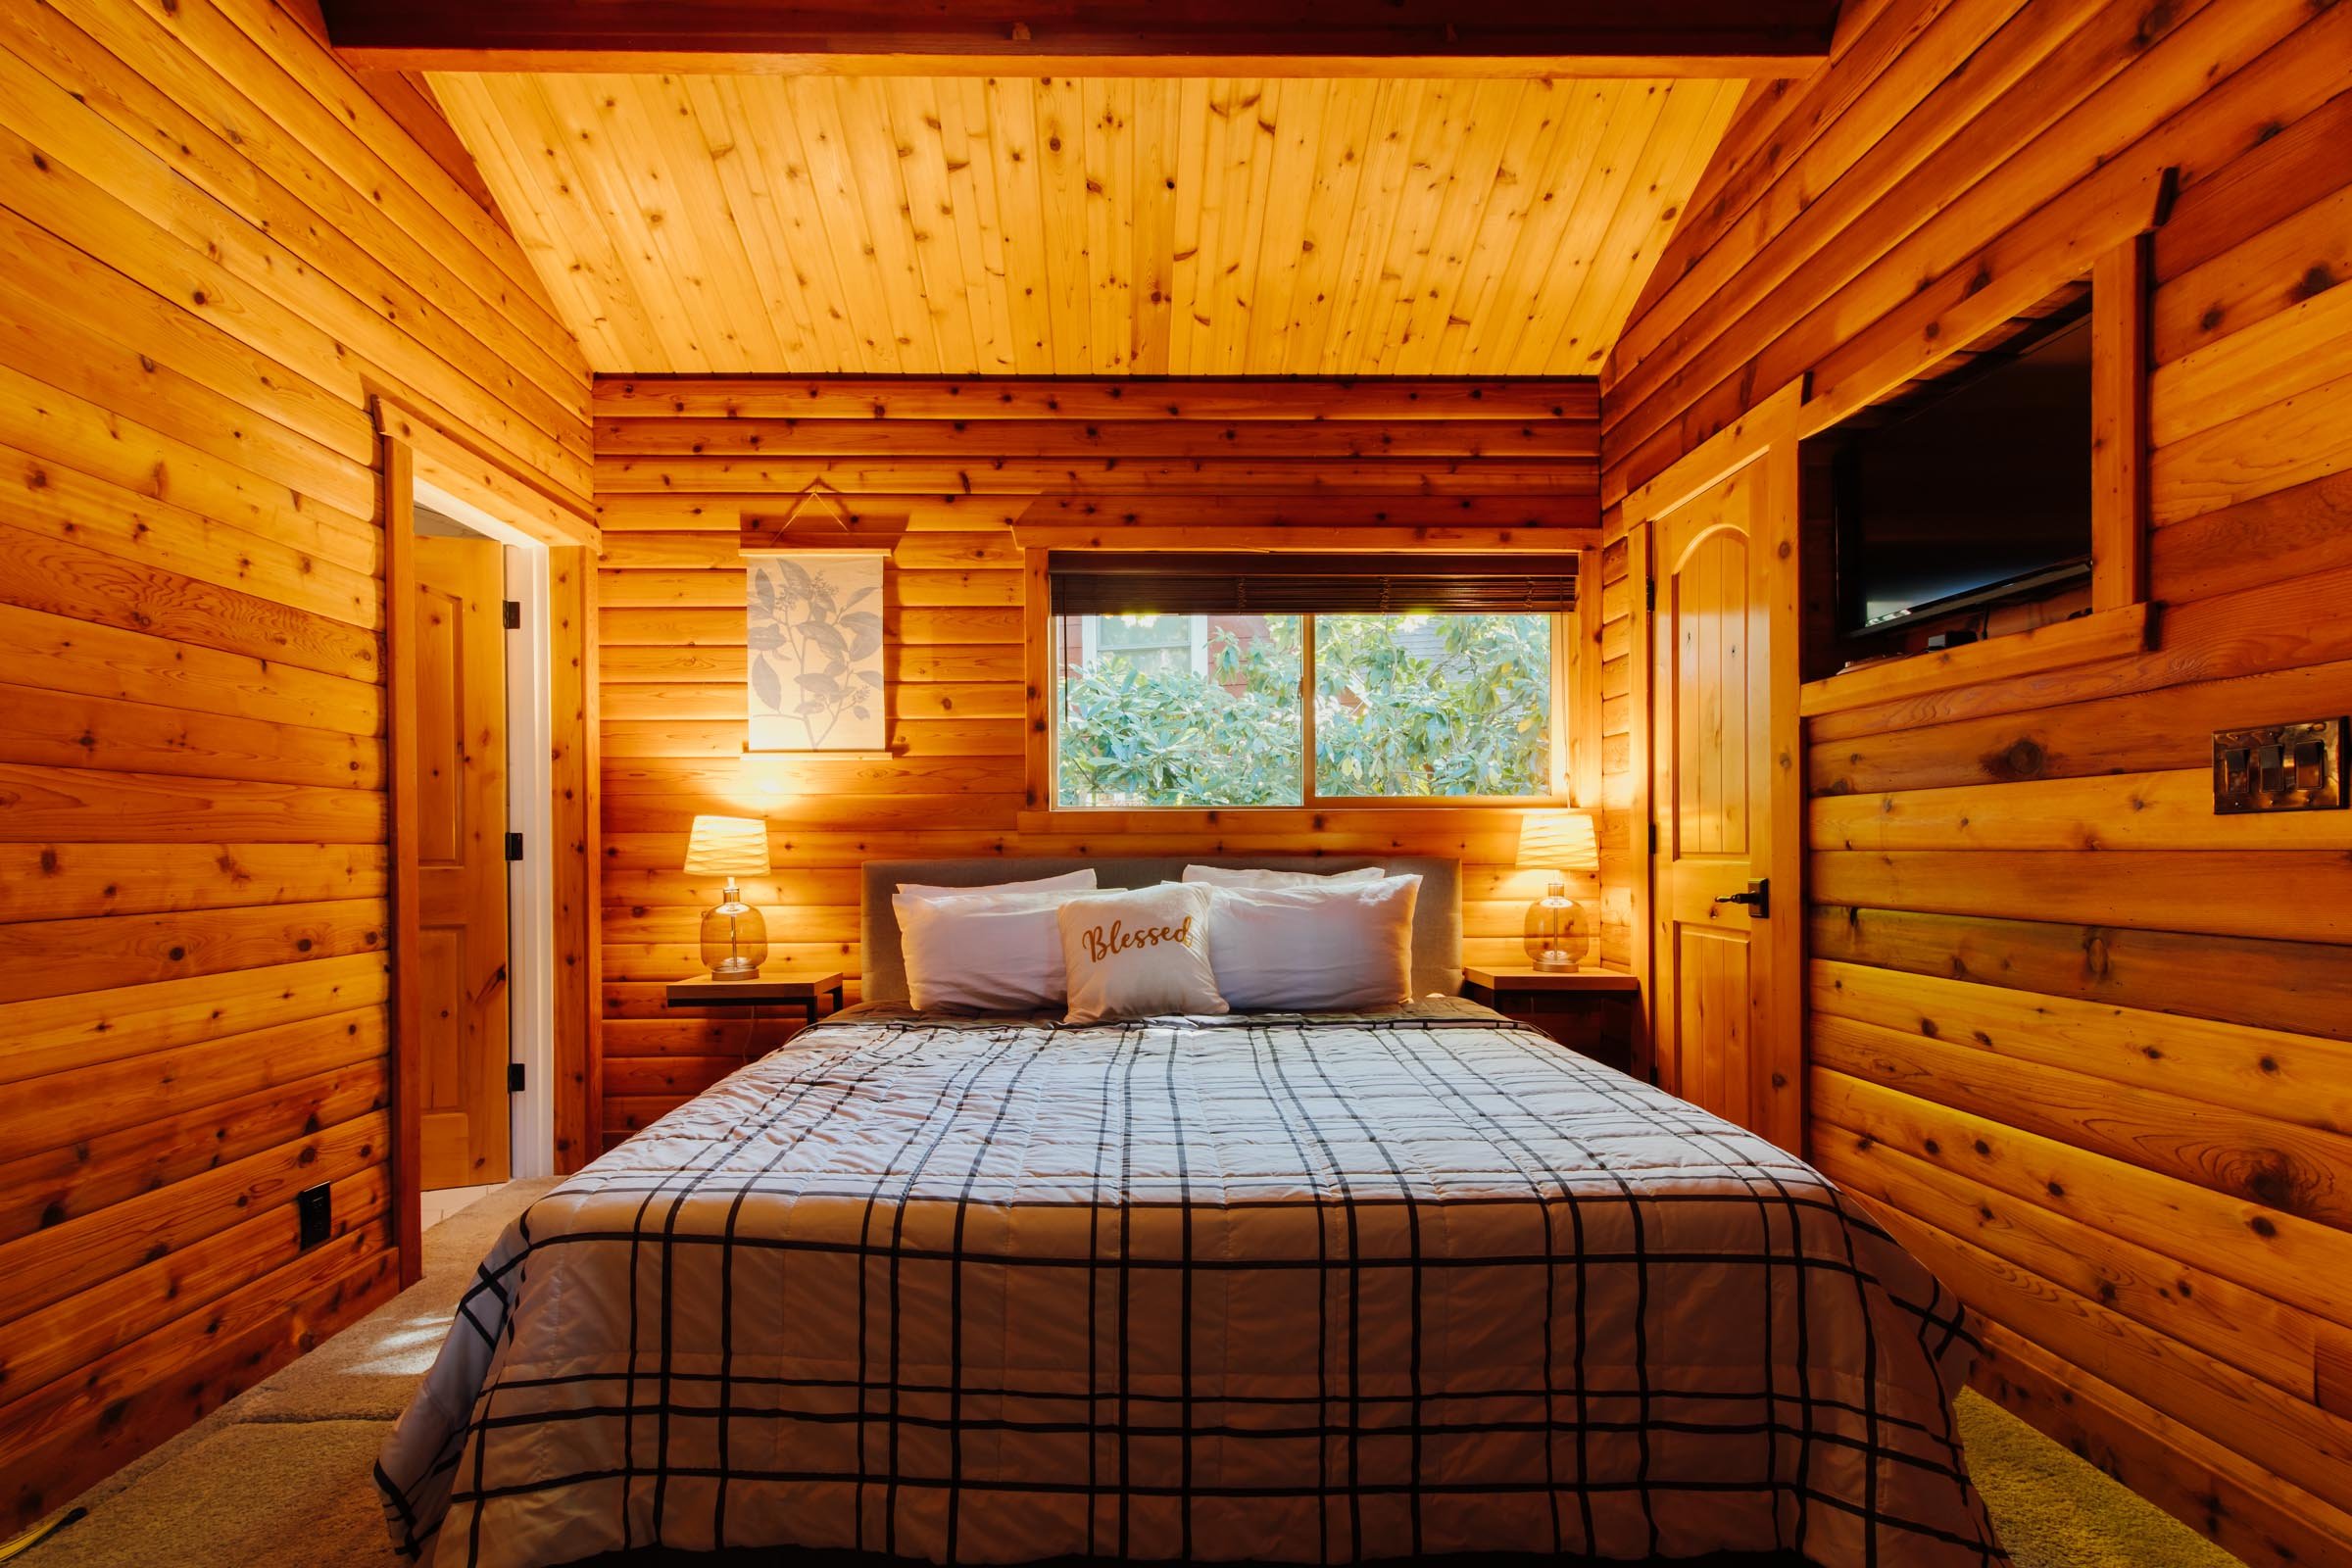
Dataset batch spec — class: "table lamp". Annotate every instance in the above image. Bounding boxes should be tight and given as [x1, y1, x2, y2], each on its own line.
[685, 814, 770, 980]
[1516, 808, 1599, 971]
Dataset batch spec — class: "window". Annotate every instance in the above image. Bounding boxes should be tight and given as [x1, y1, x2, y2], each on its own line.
[1313, 612, 1553, 798]
[1058, 612, 1304, 807]
[1050, 555, 1573, 809]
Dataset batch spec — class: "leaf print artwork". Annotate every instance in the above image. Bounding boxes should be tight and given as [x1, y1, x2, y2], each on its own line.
[744, 551, 888, 752]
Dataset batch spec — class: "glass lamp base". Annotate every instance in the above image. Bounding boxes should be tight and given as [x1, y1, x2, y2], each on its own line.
[701, 884, 768, 980]
[1529, 883, 1583, 971]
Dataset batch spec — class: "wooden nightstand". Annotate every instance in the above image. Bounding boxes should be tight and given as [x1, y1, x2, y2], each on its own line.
[664, 973, 847, 1052]
[1461, 966, 1641, 1075]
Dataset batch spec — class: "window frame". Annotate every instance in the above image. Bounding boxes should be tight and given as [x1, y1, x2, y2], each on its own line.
[1046, 603, 1573, 812]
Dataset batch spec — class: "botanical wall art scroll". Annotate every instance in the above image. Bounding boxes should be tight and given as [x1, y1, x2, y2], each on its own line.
[743, 549, 888, 752]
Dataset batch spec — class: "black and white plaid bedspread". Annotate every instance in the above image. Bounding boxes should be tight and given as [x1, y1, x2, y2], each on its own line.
[379, 1000, 2002, 1567]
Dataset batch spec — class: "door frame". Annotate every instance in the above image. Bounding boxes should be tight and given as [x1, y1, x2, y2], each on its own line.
[381, 407, 600, 1285]
[411, 478, 557, 1189]
[1623, 376, 1808, 1152]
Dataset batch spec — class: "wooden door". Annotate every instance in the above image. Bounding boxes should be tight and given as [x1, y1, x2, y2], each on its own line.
[413, 535, 511, 1189]
[1635, 385, 1804, 1153]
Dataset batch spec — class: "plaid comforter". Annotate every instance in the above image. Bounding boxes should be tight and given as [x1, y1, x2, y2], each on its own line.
[379, 1001, 2002, 1567]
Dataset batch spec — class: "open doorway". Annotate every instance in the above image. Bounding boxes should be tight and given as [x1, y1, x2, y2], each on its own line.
[406, 482, 560, 1200]
[376, 403, 598, 1287]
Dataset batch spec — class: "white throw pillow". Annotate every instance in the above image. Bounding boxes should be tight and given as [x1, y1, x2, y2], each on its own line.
[1203, 875, 1422, 1011]
[1180, 863, 1387, 889]
[898, 868, 1097, 900]
[1057, 883, 1227, 1024]
[892, 887, 1091, 1013]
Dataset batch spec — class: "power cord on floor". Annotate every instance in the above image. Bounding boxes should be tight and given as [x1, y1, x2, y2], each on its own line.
[0, 1507, 84, 1562]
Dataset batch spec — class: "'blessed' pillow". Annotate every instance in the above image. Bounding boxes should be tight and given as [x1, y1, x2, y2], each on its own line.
[1057, 882, 1227, 1024]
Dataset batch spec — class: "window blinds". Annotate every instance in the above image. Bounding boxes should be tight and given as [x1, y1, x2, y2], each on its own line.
[1049, 552, 1579, 616]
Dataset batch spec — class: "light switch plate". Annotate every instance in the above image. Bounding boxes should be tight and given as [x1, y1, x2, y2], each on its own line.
[2213, 717, 2346, 814]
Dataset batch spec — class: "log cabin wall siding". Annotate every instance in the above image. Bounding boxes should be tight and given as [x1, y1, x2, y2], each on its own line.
[594, 375, 1600, 1145]
[0, 0, 590, 1530]
[1599, 2, 2352, 1560]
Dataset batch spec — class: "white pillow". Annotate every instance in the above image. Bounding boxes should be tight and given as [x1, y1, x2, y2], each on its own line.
[898, 868, 1097, 900]
[892, 887, 1090, 1013]
[1203, 875, 1421, 1011]
[1181, 863, 1387, 889]
[1057, 882, 1227, 1024]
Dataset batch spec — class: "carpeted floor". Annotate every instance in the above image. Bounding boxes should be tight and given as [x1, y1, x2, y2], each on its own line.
[13, 1182, 2242, 1568]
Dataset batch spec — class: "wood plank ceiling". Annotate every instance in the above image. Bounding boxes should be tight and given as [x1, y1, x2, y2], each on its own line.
[426, 74, 1747, 375]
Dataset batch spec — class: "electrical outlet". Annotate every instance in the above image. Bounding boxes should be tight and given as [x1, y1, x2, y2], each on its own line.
[2213, 718, 2347, 814]
[297, 1184, 331, 1250]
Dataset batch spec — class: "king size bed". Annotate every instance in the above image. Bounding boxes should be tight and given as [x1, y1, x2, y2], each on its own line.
[378, 858, 2002, 1568]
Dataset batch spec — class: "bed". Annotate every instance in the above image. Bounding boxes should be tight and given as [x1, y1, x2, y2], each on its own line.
[379, 858, 2002, 1568]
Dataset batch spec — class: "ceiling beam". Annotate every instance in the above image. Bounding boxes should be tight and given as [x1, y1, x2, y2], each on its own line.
[318, 2, 1837, 76]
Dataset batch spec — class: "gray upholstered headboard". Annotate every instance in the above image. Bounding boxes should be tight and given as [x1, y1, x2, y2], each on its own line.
[859, 857, 1462, 1004]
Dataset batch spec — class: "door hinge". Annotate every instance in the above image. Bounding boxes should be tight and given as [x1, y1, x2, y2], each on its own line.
[1648, 821, 1658, 855]
[505, 831, 524, 861]
[502, 599, 521, 630]
[1645, 578, 1656, 612]
[507, 1062, 526, 1094]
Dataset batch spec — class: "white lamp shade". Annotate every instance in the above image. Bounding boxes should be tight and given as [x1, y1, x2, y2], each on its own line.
[1516, 809, 1598, 873]
[683, 814, 771, 877]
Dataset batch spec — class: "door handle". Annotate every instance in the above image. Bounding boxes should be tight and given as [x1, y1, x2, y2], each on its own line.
[1713, 878, 1770, 918]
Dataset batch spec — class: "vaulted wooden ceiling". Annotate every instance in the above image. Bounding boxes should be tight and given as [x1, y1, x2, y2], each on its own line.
[426, 73, 1748, 375]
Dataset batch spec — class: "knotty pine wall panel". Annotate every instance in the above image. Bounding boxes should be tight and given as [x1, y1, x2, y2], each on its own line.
[596, 376, 1601, 1144]
[1598, 2, 2352, 1559]
[0, 0, 588, 1530]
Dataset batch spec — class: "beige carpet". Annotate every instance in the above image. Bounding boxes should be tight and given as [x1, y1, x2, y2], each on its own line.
[14, 1181, 560, 1568]
[1954, 1395, 2240, 1568]
[15, 1180, 2242, 1568]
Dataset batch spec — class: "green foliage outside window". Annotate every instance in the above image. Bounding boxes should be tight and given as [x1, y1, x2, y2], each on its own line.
[1055, 612, 1551, 807]
[1315, 612, 1551, 797]
[1057, 616, 1304, 807]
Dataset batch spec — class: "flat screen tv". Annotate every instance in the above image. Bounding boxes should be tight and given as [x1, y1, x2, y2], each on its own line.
[1832, 310, 2093, 635]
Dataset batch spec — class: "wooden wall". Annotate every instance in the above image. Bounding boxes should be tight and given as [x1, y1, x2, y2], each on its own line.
[1601, 2, 2352, 1560]
[0, 0, 588, 1530]
[594, 375, 1599, 1145]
